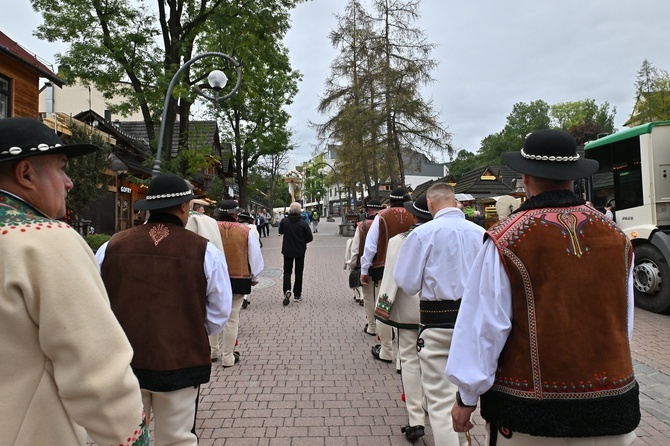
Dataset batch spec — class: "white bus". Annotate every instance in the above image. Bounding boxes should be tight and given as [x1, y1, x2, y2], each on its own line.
[585, 121, 670, 313]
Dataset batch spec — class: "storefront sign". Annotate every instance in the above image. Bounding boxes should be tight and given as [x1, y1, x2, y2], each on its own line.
[120, 186, 132, 194]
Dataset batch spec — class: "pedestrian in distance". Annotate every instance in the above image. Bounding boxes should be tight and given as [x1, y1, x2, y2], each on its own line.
[0, 117, 149, 445]
[279, 201, 313, 305]
[310, 208, 320, 233]
[96, 173, 233, 446]
[394, 182, 485, 446]
[447, 129, 640, 445]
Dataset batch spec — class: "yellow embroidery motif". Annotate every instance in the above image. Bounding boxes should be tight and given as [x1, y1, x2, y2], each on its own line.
[149, 224, 170, 246]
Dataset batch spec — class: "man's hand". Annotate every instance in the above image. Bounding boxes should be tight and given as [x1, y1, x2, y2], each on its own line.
[451, 403, 475, 433]
[360, 274, 370, 286]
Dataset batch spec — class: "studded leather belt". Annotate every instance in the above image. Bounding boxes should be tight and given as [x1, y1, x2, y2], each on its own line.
[419, 299, 461, 328]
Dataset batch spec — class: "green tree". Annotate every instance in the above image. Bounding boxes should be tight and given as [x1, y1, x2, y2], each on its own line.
[550, 99, 615, 144]
[631, 59, 670, 124]
[315, 0, 450, 197]
[448, 149, 483, 181]
[32, 0, 303, 202]
[201, 2, 301, 208]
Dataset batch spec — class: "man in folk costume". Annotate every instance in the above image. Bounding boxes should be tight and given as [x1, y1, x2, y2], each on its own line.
[96, 174, 232, 445]
[376, 194, 433, 442]
[346, 199, 384, 310]
[185, 196, 226, 362]
[213, 200, 264, 367]
[360, 187, 412, 363]
[0, 117, 149, 445]
[238, 209, 262, 309]
[447, 130, 640, 445]
[395, 182, 485, 446]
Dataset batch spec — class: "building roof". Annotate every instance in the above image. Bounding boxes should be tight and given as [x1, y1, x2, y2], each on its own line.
[453, 166, 514, 198]
[0, 31, 63, 87]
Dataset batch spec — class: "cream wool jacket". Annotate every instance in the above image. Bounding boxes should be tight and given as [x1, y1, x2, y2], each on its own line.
[0, 193, 147, 445]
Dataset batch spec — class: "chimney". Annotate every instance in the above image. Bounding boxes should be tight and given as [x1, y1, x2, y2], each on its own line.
[104, 109, 112, 122]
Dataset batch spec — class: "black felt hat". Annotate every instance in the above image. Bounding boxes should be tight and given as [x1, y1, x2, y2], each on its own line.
[215, 199, 240, 214]
[0, 117, 98, 163]
[389, 187, 410, 202]
[238, 209, 253, 222]
[403, 195, 432, 221]
[365, 199, 384, 209]
[134, 174, 204, 211]
[502, 129, 599, 180]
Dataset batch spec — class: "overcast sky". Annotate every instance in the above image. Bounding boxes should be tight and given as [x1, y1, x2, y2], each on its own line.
[4, 0, 670, 168]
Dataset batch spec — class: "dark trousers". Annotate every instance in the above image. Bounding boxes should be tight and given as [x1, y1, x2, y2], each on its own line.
[262, 223, 270, 237]
[283, 255, 305, 297]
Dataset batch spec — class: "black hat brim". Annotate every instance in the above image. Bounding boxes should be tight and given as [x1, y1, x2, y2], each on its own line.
[502, 151, 599, 181]
[403, 200, 431, 220]
[134, 193, 205, 211]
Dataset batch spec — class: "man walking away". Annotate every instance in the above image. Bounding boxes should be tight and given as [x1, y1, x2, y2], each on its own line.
[395, 182, 485, 446]
[96, 174, 232, 445]
[447, 129, 639, 446]
[279, 202, 313, 305]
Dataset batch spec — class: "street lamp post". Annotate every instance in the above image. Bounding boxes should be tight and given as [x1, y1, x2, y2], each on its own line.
[153, 52, 242, 178]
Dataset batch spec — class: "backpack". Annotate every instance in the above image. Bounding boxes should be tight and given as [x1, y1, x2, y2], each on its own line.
[312, 211, 319, 221]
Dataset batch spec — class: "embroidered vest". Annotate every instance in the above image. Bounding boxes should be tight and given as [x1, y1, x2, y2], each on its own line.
[482, 203, 640, 437]
[217, 221, 252, 294]
[101, 220, 211, 391]
[372, 206, 412, 270]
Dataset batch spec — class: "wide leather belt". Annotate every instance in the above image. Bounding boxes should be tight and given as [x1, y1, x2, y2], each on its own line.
[419, 299, 461, 328]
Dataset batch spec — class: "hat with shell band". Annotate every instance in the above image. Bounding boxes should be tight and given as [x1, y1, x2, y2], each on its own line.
[502, 129, 599, 181]
[134, 174, 204, 211]
[0, 117, 99, 162]
[364, 199, 384, 209]
[389, 186, 410, 203]
[403, 194, 432, 221]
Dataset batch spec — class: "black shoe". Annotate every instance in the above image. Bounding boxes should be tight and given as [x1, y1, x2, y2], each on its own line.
[223, 352, 241, 368]
[294, 295, 302, 302]
[401, 425, 425, 441]
[242, 299, 249, 309]
[283, 291, 291, 306]
[363, 323, 376, 336]
[371, 344, 392, 363]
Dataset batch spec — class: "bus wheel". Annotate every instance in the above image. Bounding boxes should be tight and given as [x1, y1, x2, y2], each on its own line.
[633, 244, 670, 313]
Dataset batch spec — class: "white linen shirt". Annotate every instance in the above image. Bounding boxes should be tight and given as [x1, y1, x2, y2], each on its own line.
[394, 207, 485, 301]
[360, 215, 380, 275]
[96, 240, 232, 336]
[445, 238, 635, 406]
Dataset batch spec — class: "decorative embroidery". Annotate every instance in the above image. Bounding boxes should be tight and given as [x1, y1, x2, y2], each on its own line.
[149, 224, 170, 246]
[0, 193, 66, 233]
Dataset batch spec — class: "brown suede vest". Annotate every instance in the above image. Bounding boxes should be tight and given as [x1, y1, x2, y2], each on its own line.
[482, 199, 640, 437]
[217, 221, 251, 279]
[355, 219, 372, 268]
[372, 206, 412, 270]
[101, 218, 211, 391]
[218, 221, 252, 294]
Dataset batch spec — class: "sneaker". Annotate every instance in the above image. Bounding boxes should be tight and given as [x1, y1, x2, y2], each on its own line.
[242, 299, 249, 309]
[294, 295, 302, 302]
[283, 291, 291, 306]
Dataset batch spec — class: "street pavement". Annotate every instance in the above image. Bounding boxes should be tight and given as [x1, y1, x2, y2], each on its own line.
[109, 219, 670, 445]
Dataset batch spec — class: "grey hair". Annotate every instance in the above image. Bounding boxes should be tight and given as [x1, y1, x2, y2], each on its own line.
[289, 202, 302, 214]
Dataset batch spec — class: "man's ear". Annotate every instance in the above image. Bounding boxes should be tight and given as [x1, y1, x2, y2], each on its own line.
[13, 159, 37, 190]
